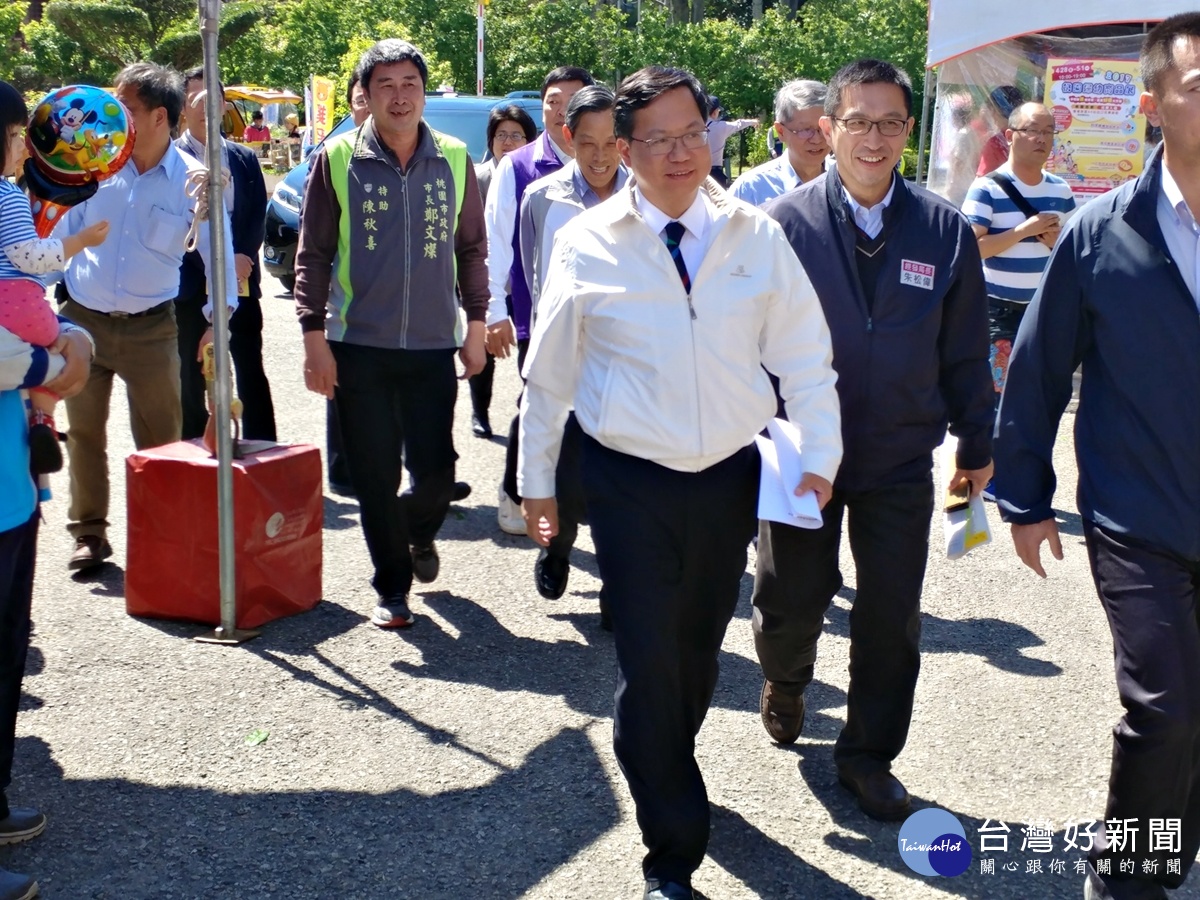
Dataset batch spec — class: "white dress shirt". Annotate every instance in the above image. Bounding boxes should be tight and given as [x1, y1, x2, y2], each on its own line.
[842, 175, 897, 239]
[179, 131, 234, 215]
[635, 187, 713, 283]
[1158, 161, 1200, 311]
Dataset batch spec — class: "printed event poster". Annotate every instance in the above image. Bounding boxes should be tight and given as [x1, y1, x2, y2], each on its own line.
[1043, 58, 1146, 202]
[311, 76, 336, 146]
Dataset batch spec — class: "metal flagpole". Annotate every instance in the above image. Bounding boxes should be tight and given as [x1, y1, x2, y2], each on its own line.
[476, 1, 485, 96]
[195, 0, 259, 645]
[915, 65, 934, 186]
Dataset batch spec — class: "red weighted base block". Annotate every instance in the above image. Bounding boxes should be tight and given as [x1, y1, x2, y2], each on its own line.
[126, 440, 323, 628]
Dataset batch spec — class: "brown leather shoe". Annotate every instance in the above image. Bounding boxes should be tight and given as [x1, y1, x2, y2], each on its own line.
[760, 679, 805, 744]
[68, 535, 112, 572]
[837, 769, 912, 821]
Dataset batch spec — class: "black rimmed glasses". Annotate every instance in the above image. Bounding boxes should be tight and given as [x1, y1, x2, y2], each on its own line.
[830, 116, 908, 137]
[627, 127, 710, 157]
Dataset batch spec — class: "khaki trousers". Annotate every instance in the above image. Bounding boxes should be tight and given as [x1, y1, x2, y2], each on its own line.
[62, 297, 182, 540]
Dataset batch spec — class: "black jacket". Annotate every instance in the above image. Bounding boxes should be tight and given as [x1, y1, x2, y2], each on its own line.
[177, 138, 267, 305]
[995, 150, 1200, 559]
[765, 170, 993, 491]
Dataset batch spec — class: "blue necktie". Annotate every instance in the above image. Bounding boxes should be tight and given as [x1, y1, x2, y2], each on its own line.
[662, 220, 691, 293]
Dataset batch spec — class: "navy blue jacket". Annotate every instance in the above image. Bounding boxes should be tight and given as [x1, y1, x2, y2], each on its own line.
[765, 170, 993, 491]
[178, 139, 267, 304]
[995, 151, 1200, 560]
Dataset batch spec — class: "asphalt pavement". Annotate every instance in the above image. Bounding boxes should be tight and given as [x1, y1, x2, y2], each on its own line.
[3, 268, 1196, 899]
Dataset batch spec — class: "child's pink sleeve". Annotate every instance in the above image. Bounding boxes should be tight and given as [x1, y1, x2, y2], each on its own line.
[0, 279, 60, 347]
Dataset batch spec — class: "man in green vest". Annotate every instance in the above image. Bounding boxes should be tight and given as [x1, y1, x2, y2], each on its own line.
[295, 39, 489, 629]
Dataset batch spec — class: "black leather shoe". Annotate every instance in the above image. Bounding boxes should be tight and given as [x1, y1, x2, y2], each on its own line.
[471, 412, 492, 438]
[534, 549, 569, 600]
[644, 880, 694, 900]
[452, 481, 472, 502]
[0, 867, 38, 900]
[411, 543, 440, 584]
[837, 769, 912, 821]
[760, 680, 805, 744]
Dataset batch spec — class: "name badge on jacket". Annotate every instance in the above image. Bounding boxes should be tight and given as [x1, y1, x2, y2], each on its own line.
[900, 259, 935, 290]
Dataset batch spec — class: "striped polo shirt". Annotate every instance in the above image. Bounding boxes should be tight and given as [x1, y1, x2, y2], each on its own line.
[962, 165, 1076, 303]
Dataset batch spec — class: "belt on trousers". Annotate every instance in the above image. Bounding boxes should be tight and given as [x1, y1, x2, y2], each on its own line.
[988, 296, 1030, 313]
[74, 299, 171, 319]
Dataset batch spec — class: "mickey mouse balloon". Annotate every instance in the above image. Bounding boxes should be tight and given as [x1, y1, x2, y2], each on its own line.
[26, 85, 136, 186]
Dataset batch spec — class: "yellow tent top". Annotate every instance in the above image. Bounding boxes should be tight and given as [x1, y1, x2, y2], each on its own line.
[225, 86, 302, 105]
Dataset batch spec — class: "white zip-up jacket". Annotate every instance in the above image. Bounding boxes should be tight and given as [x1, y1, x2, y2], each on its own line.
[517, 180, 842, 499]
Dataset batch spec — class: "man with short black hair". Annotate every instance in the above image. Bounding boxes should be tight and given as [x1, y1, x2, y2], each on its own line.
[176, 67, 276, 443]
[57, 61, 238, 572]
[519, 66, 840, 900]
[731, 79, 828, 205]
[517, 84, 627, 605]
[482, 65, 594, 536]
[296, 39, 488, 630]
[996, 14, 1200, 898]
[755, 58, 993, 823]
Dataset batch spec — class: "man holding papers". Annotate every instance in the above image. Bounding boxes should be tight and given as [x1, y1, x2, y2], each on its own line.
[754, 59, 994, 822]
[517, 66, 840, 900]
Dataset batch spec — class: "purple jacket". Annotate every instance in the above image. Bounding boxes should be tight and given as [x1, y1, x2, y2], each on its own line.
[506, 132, 564, 339]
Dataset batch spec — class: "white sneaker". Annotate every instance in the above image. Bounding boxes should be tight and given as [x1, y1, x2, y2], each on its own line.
[497, 485, 526, 535]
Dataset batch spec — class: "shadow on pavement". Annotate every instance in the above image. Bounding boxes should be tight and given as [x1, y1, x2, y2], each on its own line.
[0, 729, 618, 899]
[823, 595, 1062, 678]
[709, 804, 869, 899]
[389, 592, 807, 719]
[796, 749, 1102, 900]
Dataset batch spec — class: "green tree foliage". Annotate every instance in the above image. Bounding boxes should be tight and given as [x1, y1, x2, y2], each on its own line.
[46, 1, 151, 70]
[21, 17, 116, 87]
[11, 0, 929, 141]
[0, 2, 28, 81]
[14, 0, 262, 89]
[484, 0, 634, 92]
[152, 2, 263, 72]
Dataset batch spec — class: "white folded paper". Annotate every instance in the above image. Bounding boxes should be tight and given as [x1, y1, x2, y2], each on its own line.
[755, 418, 823, 529]
[938, 436, 992, 559]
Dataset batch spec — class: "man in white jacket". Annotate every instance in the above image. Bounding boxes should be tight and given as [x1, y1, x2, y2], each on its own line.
[517, 66, 842, 900]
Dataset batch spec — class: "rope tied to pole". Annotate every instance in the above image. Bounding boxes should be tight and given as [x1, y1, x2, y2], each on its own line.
[183, 83, 232, 253]
[183, 167, 227, 252]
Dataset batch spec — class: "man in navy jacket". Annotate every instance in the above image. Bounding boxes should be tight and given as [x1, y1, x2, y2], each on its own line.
[176, 68, 276, 442]
[755, 58, 994, 822]
[995, 15, 1200, 899]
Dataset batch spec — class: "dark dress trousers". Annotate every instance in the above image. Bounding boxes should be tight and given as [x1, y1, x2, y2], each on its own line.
[176, 139, 277, 442]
